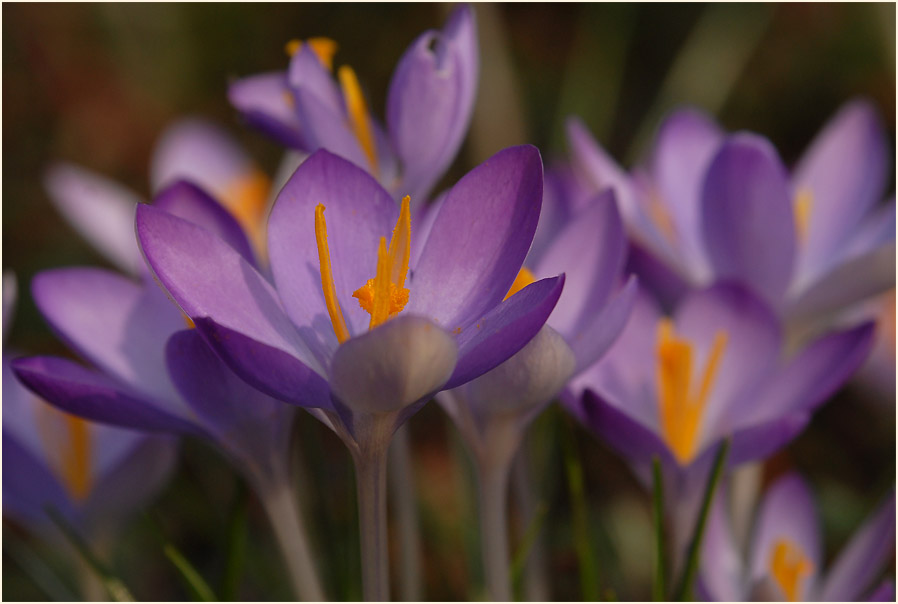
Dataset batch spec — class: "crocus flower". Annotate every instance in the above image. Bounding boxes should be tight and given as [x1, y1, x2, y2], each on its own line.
[229, 4, 478, 206]
[566, 283, 875, 557]
[12, 184, 325, 600]
[438, 189, 637, 600]
[45, 118, 277, 266]
[135, 145, 562, 600]
[567, 100, 895, 330]
[701, 473, 895, 601]
[2, 272, 176, 547]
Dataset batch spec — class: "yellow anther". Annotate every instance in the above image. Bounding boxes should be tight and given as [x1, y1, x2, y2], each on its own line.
[769, 539, 813, 601]
[352, 196, 412, 328]
[793, 187, 814, 244]
[338, 65, 379, 173]
[182, 313, 196, 329]
[36, 404, 92, 500]
[224, 169, 271, 253]
[656, 319, 727, 465]
[504, 267, 537, 300]
[315, 204, 351, 343]
[284, 37, 338, 71]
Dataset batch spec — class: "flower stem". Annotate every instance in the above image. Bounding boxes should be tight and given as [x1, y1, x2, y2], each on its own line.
[355, 441, 391, 601]
[258, 480, 325, 601]
[389, 425, 423, 600]
[652, 457, 668, 601]
[512, 447, 550, 601]
[478, 459, 513, 602]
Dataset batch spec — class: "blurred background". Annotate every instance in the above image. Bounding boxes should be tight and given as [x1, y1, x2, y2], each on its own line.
[3, 3, 895, 600]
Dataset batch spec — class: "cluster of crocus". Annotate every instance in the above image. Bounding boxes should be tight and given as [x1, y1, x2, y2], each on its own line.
[3, 4, 893, 602]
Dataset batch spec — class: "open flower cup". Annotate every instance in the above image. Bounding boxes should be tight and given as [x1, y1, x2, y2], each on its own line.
[230, 4, 478, 207]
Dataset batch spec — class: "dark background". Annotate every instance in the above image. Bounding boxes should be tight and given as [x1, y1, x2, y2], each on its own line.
[3, 3, 895, 600]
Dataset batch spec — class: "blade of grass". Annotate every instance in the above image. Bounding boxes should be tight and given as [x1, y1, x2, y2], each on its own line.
[652, 457, 668, 601]
[2, 531, 79, 601]
[673, 439, 731, 601]
[561, 420, 601, 601]
[220, 482, 249, 601]
[46, 507, 135, 601]
[510, 501, 549, 596]
[146, 513, 217, 601]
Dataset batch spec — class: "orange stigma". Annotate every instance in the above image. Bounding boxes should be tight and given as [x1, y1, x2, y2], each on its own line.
[769, 538, 813, 601]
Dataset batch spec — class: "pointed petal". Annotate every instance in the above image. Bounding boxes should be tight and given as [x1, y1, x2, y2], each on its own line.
[287, 43, 343, 111]
[294, 87, 372, 171]
[566, 276, 638, 374]
[136, 204, 328, 373]
[410, 145, 543, 328]
[700, 489, 746, 602]
[443, 275, 564, 389]
[153, 180, 256, 266]
[11, 356, 196, 434]
[43, 163, 143, 275]
[701, 134, 796, 307]
[794, 99, 888, 276]
[32, 267, 184, 403]
[330, 315, 457, 414]
[228, 72, 306, 148]
[820, 492, 896, 602]
[725, 413, 810, 466]
[268, 149, 398, 337]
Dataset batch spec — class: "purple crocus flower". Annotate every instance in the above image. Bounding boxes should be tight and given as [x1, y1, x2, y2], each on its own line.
[701, 473, 895, 601]
[566, 283, 875, 556]
[12, 183, 325, 600]
[567, 100, 895, 327]
[3, 273, 176, 544]
[229, 4, 478, 206]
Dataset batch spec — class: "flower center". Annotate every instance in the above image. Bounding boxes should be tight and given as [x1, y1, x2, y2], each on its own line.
[338, 65, 379, 174]
[504, 267, 537, 300]
[284, 37, 339, 71]
[224, 169, 271, 252]
[656, 318, 727, 465]
[793, 187, 813, 244]
[769, 538, 813, 601]
[36, 404, 92, 501]
[315, 195, 411, 343]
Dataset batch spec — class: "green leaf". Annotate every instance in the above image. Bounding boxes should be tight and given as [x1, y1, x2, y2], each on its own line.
[652, 457, 668, 601]
[673, 439, 731, 601]
[46, 507, 135, 601]
[2, 530, 79, 601]
[561, 421, 601, 601]
[146, 513, 218, 601]
[220, 483, 249, 601]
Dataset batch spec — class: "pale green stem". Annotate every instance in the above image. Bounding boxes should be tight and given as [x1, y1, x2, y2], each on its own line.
[258, 479, 325, 601]
[389, 425, 422, 601]
[355, 443, 391, 602]
[478, 458, 513, 602]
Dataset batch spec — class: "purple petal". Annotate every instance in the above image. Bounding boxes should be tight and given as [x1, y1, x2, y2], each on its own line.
[32, 267, 184, 403]
[136, 204, 328, 373]
[725, 413, 810, 466]
[194, 318, 332, 411]
[819, 492, 896, 602]
[409, 145, 543, 329]
[43, 163, 143, 275]
[386, 4, 478, 202]
[867, 580, 896, 602]
[749, 474, 821, 596]
[673, 284, 782, 440]
[535, 190, 627, 336]
[840, 197, 896, 260]
[268, 149, 398, 338]
[165, 329, 297, 478]
[153, 180, 256, 267]
[794, 99, 888, 278]
[2, 430, 75, 527]
[649, 108, 723, 277]
[11, 356, 197, 434]
[700, 489, 745, 602]
[566, 276, 638, 374]
[330, 315, 458, 414]
[228, 72, 305, 148]
[443, 275, 564, 389]
[625, 241, 691, 309]
[701, 134, 796, 307]
[287, 43, 343, 112]
[294, 87, 371, 172]
[576, 389, 676, 466]
[742, 322, 875, 426]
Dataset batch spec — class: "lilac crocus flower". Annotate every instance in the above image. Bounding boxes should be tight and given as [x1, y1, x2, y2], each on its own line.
[701, 473, 895, 601]
[2, 273, 176, 548]
[12, 184, 325, 600]
[229, 4, 478, 206]
[567, 100, 895, 328]
[566, 283, 875, 557]
[438, 190, 637, 600]
[136, 145, 561, 600]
